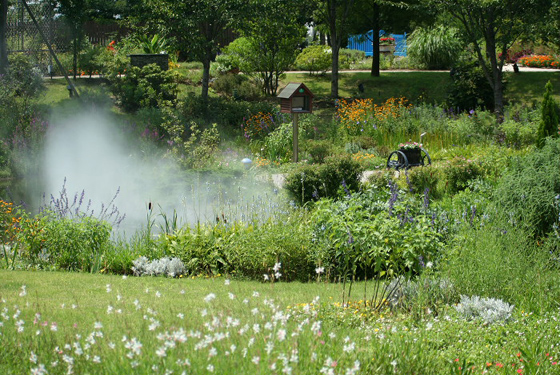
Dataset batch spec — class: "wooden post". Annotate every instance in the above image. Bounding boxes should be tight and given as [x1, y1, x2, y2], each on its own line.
[293, 112, 299, 162]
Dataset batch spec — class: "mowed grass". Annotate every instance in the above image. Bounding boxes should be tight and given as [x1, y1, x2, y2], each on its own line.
[283, 70, 560, 107]
[38, 70, 560, 112]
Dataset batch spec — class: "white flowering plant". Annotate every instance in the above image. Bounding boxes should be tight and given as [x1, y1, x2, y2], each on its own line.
[398, 141, 422, 150]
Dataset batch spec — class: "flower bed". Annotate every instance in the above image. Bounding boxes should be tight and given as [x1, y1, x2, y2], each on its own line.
[517, 55, 560, 69]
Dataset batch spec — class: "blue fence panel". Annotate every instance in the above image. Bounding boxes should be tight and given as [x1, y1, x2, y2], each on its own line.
[347, 30, 407, 57]
[393, 33, 407, 57]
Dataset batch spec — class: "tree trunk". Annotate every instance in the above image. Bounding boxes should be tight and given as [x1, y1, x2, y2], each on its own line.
[0, 0, 8, 74]
[493, 68, 504, 117]
[483, 24, 504, 116]
[331, 43, 339, 98]
[72, 31, 78, 80]
[370, 2, 380, 77]
[201, 50, 211, 103]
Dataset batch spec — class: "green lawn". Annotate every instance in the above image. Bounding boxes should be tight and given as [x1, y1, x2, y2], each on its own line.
[2, 270, 560, 374]
[38, 69, 560, 111]
[283, 70, 560, 106]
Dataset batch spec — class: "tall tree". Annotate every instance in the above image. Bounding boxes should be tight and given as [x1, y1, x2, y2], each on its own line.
[0, 0, 8, 74]
[56, 0, 93, 80]
[237, 0, 308, 95]
[132, 0, 246, 102]
[431, 0, 552, 116]
[313, 0, 355, 98]
[350, 0, 434, 76]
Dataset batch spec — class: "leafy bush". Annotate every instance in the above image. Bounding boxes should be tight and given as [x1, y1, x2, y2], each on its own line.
[108, 63, 178, 112]
[442, 219, 559, 312]
[78, 44, 109, 77]
[294, 45, 331, 75]
[211, 73, 262, 100]
[3, 53, 46, 100]
[406, 165, 441, 197]
[214, 37, 253, 74]
[407, 26, 463, 70]
[387, 275, 456, 317]
[263, 121, 300, 162]
[447, 60, 496, 112]
[305, 139, 332, 164]
[311, 189, 443, 280]
[284, 155, 364, 204]
[499, 118, 538, 147]
[162, 118, 221, 169]
[18, 213, 112, 272]
[177, 95, 278, 129]
[339, 48, 365, 69]
[450, 110, 497, 143]
[441, 156, 484, 194]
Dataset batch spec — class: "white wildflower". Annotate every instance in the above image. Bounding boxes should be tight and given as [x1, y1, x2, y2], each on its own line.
[204, 293, 216, 303]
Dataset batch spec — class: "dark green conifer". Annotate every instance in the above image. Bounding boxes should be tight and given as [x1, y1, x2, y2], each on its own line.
[537, 80, 559, 147]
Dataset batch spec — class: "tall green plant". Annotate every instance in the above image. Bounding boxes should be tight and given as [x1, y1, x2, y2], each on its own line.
[537, 80, 559, 148]
[407, 25, 463, 70]
[493, 137, 560, 237]
[136, 34, 169, 54]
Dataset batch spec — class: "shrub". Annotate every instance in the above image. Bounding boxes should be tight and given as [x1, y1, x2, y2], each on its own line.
[407, 26, 463, 70]
[387, 275, 456, 317]
[442, 222, 558, 312]
[214, 37, 254, 74]
[18, 213, 112, 272]
[156, 223, 230, 276]
[311, 191, 443, 280]
[162, 119, 221, 169]
[441, 156, 484, 194]
[78, 44, 108, 77]
[447, 60, 496, 112]
[284, 155, 364, 204]
[406, 165, 441, 197]
[305, 139, 332, 164]
[339, 48, 365, 69]
[451, 110, 497, 143]
[3, 53, 46, 100]
[499, 118, 538, 147]
[211, 73, 262, 100]
[241, 111, 286, 141]
[108, 63, 178, 112]
[294, 45, 331, 75]
[264, 121, 308, 162]
[177, 96, 278, 129]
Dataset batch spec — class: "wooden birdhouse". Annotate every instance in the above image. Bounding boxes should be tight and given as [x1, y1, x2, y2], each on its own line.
[277, 83, 314, 113]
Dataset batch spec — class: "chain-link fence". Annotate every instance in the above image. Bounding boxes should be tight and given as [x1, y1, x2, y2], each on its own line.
[5, 0, 125, 75]
[6, 0, 72, 73]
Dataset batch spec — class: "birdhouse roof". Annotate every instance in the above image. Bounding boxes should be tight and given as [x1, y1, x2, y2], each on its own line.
[277, 83, 314, 99]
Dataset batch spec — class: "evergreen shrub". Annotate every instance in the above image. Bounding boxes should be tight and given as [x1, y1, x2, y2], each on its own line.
[284, 155, 364, 204]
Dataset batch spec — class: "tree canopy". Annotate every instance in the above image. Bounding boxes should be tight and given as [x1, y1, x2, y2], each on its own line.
[431, 0, 553, 115]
